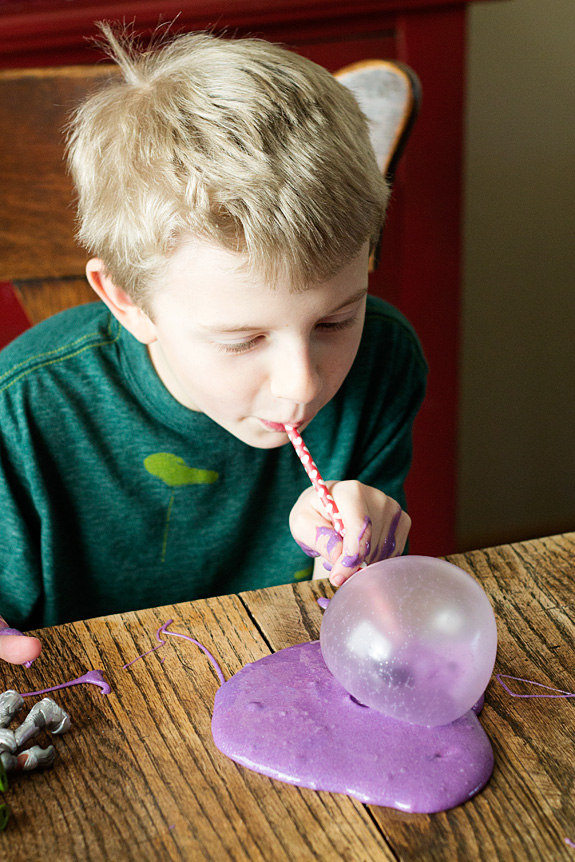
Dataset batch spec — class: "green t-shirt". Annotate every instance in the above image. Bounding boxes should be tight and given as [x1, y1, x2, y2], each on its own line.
[0, 296, 426, 629]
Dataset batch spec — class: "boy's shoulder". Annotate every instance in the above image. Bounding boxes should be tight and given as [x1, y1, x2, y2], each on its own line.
[363, 295, 426, 368]
[0, 302, 119, 394]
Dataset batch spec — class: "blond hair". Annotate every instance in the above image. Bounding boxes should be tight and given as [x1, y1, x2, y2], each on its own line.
[67, 24, 389, 308]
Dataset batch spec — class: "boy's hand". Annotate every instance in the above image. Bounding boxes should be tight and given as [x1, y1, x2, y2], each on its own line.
[0, 617, 42, 666]
[289, 480, 411, 588]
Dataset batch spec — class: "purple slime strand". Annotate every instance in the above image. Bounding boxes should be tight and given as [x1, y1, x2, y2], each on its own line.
[342, 517, 372, 568]
[341, 552, 361, 568]
[358, 516, 371, 542]
[21, 669, 111, 697]
[496, 674, 575, 698]
[163, 626, 225, 685]
[565, 838, 575, 849]
[122, 620, 170, 669]
[296, 541, 320, 559]
[380, 508, 403, 561]
[123, 619, 225, 685]
[316, 526, 342, 557]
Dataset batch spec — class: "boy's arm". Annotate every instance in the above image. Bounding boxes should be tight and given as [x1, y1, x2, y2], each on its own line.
[0, 442, 44, 663]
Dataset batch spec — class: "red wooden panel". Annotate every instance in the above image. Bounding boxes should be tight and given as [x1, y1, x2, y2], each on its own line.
[0, 282, 31, 350]
[0, 0, 497, 69]
[395, 7, 467, 555]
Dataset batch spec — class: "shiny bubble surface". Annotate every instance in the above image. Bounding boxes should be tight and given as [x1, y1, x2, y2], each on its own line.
[319, 556, 498, 726]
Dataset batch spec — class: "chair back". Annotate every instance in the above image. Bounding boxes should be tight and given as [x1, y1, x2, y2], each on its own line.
[336, 60, 421, 270]
[0, 65, 117, 344]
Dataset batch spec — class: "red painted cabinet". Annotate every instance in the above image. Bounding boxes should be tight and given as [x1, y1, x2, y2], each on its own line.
[0, 0, 494, 555]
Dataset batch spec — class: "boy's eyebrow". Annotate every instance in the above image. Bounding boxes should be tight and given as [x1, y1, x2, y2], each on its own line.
[201, 287, 368, 334]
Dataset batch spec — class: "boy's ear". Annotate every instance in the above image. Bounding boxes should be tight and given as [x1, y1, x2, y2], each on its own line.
[85, 259, 157, 345]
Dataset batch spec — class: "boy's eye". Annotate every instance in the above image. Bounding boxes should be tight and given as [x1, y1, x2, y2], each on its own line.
[214, 315, 359, 355]
[216, 336, 262, 355]
[316, 315, 359, 332]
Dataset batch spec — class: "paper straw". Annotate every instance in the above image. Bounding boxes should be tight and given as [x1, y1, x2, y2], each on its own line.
[284, 425, 345, 536]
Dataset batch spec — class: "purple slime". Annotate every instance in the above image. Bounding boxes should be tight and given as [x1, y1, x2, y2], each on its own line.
[316, 526, 341, 558]
[296, 541, 320, 559]
[124, 620, 225, 685]
[21, 669, 111, 697]
[212, 641, 493, 813]
[341, 517, 371, 568]
[496, 674, 575, 698]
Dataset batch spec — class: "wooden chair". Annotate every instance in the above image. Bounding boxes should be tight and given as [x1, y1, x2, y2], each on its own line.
[335, 60, 421, 270]
[0, 60, 420, 350]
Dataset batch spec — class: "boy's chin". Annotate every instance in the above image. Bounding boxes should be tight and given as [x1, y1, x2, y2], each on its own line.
[240, 430, 290, 450]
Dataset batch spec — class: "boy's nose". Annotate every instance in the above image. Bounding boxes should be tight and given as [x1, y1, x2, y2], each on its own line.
[269, 345, 321, 405]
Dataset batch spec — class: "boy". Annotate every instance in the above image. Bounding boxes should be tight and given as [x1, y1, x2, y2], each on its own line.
[0, 25, 427, 665]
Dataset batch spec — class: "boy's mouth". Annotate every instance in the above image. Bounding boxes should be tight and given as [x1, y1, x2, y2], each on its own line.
[259, 419, 304, 432]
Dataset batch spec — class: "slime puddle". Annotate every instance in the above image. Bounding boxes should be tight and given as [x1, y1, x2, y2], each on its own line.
[212, 640, 493, 813]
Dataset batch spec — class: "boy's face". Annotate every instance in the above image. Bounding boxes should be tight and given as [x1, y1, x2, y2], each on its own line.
[145, 239, 369, 449]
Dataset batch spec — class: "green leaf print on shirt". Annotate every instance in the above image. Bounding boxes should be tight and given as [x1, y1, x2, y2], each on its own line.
[144, 453, 219, 562]
[294, 565, 313, 581]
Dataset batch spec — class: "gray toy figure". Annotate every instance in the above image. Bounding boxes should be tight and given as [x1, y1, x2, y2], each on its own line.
[0, 690, 71, 773]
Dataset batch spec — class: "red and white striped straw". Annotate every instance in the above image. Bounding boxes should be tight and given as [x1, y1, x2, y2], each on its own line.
[284, 425, 345, 536]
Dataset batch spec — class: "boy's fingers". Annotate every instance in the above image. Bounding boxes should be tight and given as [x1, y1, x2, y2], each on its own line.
[328, 503, 411, 587]
[0, 634, 42, 665]
[367, 508, 411, 563]
[389, 510, 411, 558]
[0, 618, 42, 665]
[290, 487, 344, 563]
[295, 518, 343, 565]
[323, 485, 373, 584]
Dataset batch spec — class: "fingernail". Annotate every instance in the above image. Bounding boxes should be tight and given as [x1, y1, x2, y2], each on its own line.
[331, 574, 344, 587]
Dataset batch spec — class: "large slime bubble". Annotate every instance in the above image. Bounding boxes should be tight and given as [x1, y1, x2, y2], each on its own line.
[320, 556, 497, 726]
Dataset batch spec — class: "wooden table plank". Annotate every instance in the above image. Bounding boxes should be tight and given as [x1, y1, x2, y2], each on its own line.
[0, 593, 395, 861]
[239, 577, 334, 648]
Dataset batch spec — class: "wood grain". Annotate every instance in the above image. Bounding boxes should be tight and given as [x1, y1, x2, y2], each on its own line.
[0, 66, 118, 281]
[13, 278, 96, 325]
[1, 536, 575, 860]
[239, 578, 335, 649]
[0, 595, 394, 861]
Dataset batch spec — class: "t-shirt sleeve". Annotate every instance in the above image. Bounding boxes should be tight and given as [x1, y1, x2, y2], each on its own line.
[347, 303, 428, 511]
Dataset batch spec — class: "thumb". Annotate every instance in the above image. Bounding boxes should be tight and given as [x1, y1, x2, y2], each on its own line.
[0, 617, 42, 666]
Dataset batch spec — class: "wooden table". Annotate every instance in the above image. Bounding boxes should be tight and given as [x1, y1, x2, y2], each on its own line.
[1, 533, 575, 860]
